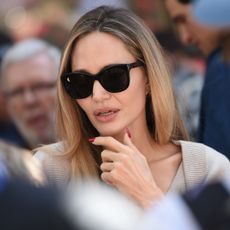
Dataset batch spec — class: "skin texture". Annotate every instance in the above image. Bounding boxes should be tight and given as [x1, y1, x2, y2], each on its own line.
[3, 52, 57, 148]
[165, 0, 220, 56]
[73, 32, 147, 140]
[72, 32, 181, 208]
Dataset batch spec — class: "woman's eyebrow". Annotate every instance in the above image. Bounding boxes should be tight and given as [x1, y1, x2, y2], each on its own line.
[71, 63, 121, 74]
[71, 68, 91, 74]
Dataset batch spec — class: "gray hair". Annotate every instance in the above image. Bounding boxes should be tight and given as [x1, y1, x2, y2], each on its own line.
[1, 38, 61, 75]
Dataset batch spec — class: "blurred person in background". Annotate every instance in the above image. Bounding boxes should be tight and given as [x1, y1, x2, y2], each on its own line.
[193, 0, 230, 65]
[165, 0, 230, 158]
[0, 139, 45, 185]
[0, 38, 60, 150]
[140, 174, 230, 230]
[156, 30, 203, 139]
[64, 180, 142, 230]
[0, 31, 27, 147]
[164, 0, 220, 57]
[0, 142, 77, 230]
[75, 0, 128, 16]
[34, 5, 229, 209]
[0, 179, 77, 230]
[0, 128, 77, 230]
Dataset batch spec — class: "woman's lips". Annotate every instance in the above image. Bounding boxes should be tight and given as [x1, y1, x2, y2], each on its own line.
[94, 109, 120, 122]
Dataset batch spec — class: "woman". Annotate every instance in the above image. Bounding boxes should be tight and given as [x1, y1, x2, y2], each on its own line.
[34, 5, 230, 208]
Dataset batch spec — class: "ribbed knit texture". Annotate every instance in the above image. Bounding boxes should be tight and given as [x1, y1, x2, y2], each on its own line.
[34, 141, 230, 192]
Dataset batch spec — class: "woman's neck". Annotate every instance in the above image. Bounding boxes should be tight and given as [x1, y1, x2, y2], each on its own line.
[133, 126, 181, 163]
[124, 126, 180, 163]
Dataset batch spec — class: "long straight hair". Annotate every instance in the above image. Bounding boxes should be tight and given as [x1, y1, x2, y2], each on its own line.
[56, 6, 189, 178]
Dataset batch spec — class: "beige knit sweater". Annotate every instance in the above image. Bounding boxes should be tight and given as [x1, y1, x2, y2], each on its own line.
[34, 140, 230, 193]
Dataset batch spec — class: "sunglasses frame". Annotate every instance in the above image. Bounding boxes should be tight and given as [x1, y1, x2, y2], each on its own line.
[61, 60, 144, 99]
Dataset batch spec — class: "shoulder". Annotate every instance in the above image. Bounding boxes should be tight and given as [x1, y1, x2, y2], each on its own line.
[202, 144, 230, 180]
[34, 142, 64, 157]
[179, 140, 229, 166]
[178, 140, 230, 181]
[33, 142, 71, 186]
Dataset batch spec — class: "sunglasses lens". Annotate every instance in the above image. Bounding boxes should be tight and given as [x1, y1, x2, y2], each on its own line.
[102, 66, 129, 93]
[62, 63, 135, 99]
[63, 74, 92, 99]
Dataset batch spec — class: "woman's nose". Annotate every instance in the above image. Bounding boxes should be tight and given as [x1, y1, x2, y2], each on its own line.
[92, 80, 110, 102]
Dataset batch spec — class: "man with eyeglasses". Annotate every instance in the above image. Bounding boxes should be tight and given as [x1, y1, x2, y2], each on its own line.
[0, 39, 60, 149]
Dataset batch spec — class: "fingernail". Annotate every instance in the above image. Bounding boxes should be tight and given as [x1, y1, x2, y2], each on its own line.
[126, 129, 131, 138]
[88, 138, 95, 143]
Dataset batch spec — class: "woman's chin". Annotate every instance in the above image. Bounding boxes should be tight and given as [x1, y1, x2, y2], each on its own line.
[98, 130, 125, 141]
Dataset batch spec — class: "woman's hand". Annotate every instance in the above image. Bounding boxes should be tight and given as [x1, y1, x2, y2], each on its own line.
[90, 132, 164, 209]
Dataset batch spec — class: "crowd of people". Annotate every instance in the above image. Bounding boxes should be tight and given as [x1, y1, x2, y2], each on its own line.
[0, 0, 229, 229]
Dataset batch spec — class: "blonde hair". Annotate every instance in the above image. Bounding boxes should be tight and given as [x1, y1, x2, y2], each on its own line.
[56, 6, 189, 178]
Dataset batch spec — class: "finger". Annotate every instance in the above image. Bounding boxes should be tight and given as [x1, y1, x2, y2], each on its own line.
[122, 132, 146, 160]
[101, 171, 114, 185]
[100, 162, 114, 172]
[123, 131, 139, 152]
[92, 136, 130, 153]
[101, 149, 121, 162]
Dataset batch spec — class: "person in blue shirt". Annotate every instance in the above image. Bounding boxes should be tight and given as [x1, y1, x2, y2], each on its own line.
[165, 0, 230, 158]
[192, 0, 230, 158]
[198, 49, 230, 158]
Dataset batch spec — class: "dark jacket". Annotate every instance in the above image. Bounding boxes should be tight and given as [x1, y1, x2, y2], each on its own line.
[198, 49, 230, 159]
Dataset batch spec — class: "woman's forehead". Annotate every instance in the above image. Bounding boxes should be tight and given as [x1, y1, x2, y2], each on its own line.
[70, 32, 136, 72]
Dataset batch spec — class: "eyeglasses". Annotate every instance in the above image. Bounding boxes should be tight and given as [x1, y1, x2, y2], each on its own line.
[4, 82, 56, 101]
[61, 61, 144, 99]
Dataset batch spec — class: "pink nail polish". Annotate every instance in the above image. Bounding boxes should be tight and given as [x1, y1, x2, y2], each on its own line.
[88, 138, 95, 143]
